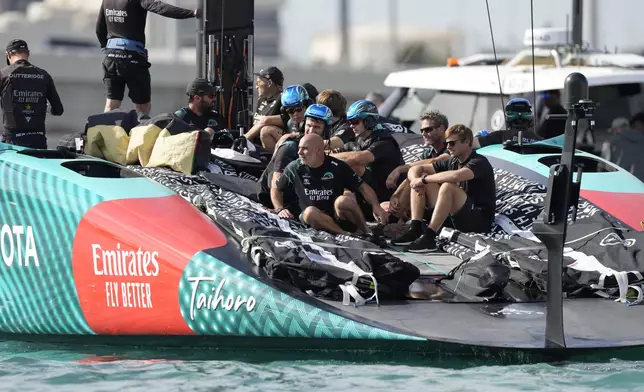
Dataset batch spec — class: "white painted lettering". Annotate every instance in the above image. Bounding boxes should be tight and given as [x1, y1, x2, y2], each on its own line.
[188, 276, 257, 321]
[0, 224, 39, 267]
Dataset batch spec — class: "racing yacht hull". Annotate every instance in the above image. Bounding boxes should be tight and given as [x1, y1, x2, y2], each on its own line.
[1, 140, 643, 362]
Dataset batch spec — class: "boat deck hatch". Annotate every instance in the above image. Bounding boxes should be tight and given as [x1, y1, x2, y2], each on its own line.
[538, 155, 617, 173]
[61, 161, 143, 178]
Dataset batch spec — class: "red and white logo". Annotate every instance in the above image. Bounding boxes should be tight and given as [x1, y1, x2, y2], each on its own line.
[72, 194, 227, 335]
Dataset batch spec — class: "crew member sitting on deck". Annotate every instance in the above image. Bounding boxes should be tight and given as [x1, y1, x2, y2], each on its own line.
[257, 104, 335, 208]
[385, 110, 450, 221]
[391, 124, 496, 253]
[332, 99, 405, 220]
[245, 66, 284, 146]
[246, 84, 312, 152]
[473, 98, 541, 148]
[316, 89, 353, 151]
[174, 78, 224, 136]
[272, 133, 387, 236]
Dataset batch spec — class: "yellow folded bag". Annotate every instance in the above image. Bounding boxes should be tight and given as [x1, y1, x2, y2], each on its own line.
[145, 129, 199, 175]
[126, 124, 162, 166]
[85, 125, 130, 165]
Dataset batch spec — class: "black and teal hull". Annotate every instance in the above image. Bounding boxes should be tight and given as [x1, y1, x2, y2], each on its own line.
[1, 140, 643, 361]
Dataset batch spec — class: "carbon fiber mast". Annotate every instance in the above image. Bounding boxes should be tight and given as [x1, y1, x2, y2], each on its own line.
[196, 0, 254, 135]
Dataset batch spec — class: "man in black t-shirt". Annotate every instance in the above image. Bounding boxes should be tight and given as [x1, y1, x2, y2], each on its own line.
[245, 66, 284, 146]
[332, 100, 405, 210]
[174, 78, 224, 133]
[272, 134, 387, 235]
[391, 124, 496, 253]
[257, 103, 334, 205]
[386, 110, 450, 221]
[316, 89, 352, 151]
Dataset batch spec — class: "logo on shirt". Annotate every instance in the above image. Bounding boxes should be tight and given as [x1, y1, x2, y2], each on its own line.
[105, 8, 127, 23]
[322, 172, 334, 180]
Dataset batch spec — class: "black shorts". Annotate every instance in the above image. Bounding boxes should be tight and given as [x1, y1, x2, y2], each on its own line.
[298, 209, 357, 233]
[425, 197, 493, 234]
[102, 49, 151, 105]
[2, 131, 47, 149]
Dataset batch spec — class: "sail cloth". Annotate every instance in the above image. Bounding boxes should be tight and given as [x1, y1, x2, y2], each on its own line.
[84, 111, 213, 175]
[126, 165, 420, 305]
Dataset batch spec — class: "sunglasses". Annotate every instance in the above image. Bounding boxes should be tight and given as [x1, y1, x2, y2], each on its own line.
[285, 105, 304, 115]
[348, 119, 362, 126]
[420, 126, 438, 134]
[445, 139, 462, 147]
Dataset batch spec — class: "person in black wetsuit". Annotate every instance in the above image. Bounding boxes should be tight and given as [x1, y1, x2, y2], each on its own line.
[272, 133, 387, 236]
[96, 0, 198, 116]
[391, 124, 496, 253]
[0, 39, 64, 149]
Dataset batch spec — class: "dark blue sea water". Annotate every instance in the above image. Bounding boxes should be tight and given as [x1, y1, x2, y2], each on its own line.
[1, 340, 643, 391]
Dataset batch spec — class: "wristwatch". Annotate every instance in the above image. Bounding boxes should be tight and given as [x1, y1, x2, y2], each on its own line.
[274, 207, 284, 214]
[421, 175, 428, 184]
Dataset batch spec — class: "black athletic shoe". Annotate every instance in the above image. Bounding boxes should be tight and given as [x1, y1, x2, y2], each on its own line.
[390, 227, 422, 246]
[404, 233, 438, 253]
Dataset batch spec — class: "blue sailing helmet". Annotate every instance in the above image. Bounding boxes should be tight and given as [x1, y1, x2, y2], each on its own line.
[505, 98, 533, 127]
[346, 99, 379, 129]
[281, 85, 309, 108]
[304, 104, 333, 138]
[305, 104, 333, 125]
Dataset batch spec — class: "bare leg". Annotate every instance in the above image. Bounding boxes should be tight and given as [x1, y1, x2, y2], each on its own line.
[104, 99, 121, 112]
[427, 183, 468, 232]
[329, 136, 345, 151]
[260, 126, 283, 152]
[335, 195, 368, 233]
[389, 179, 412, 220]
[410, 182, 440, 220]
[301, 206, 348, 235]
[135, 102, 151, 117]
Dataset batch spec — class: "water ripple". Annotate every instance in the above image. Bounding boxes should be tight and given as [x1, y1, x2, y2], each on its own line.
[0, 341, 642, 391]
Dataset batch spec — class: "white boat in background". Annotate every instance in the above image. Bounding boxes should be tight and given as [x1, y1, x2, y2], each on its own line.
[380, 27, 644, 152]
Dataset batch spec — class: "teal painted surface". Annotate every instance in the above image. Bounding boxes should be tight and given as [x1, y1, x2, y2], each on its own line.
[0, 160, 100, 334]
[0, 146, 174, 201]
[0, 145, 175, 334]
[179, 251, 423, 341]
[478, 143, 644, 194]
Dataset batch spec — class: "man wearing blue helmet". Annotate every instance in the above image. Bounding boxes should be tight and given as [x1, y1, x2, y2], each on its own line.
[473, 98, 542, 148]
[245, 84, 311, 152]
[258, 103, 334, 207]
[332, 99, 405, 219]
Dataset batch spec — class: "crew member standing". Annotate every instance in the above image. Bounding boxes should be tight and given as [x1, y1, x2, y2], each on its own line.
[0, 39, 64, 149]
[96, 0, 199, 116]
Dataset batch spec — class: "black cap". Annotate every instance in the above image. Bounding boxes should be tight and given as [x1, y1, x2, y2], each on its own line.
[6, 39, 28, 54]
[186, 78, 215, 96]
[253, 66, 284, 86]
[5, 39, 28, 65]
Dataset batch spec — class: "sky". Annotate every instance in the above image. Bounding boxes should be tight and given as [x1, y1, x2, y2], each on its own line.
[278, 0, 644, 65]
